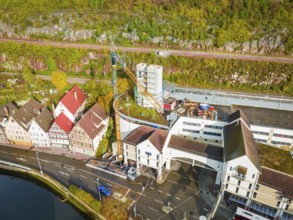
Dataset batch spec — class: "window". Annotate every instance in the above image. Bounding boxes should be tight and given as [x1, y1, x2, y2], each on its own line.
[145, 152, 152, 157]
[156, 162, 159, 167]
[126, 144, 128, 150]
[138, 157, 140, 161]
[229, 166, 232, 171]
[285, 205, 289, 210]
[253, 192, 257, 198]
[183, 122, 201, 127]
[182, 128, 200, 134]
[227, 176, 230, 182]
[249, 184, 252, 189]
[252, 174, 255, 179]
[238, 180, 241, 186]
[203, 131, 221, 137]
[157, 155, 159, 160]
[236, 188, 239, 193]
[277, 201, 281, 207]
[147, 159, 149, 165]
[255, 185, 259, 190]
[138, 149, 140, 154]
[246, 192, 250, 197]
[225, 184, 228, 189]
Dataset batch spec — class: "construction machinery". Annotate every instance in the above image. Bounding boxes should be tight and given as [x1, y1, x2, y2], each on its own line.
[110, 42, 166, 161]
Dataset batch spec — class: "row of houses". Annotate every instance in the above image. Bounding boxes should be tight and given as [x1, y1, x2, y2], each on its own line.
[0, 85, 109, 156]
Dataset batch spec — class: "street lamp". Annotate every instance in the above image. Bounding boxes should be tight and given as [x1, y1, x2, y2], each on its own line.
[96, 178, 101, 202]
[35, 152, 43, 176]
[134, 186, 145, 217]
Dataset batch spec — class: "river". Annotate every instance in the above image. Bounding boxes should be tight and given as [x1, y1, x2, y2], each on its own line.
[0, 172, 89, 220]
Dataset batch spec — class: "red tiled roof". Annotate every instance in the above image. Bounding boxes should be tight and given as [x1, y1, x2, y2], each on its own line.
[54, 113, 74, 133]
[59, 85, 87, 114]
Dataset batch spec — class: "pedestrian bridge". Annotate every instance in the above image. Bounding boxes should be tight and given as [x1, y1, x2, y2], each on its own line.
[165, 135, 223, 183]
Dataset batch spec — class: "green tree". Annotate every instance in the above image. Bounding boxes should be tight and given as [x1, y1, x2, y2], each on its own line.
[51, 71, 68, 91]
[23, 65, 34, 85]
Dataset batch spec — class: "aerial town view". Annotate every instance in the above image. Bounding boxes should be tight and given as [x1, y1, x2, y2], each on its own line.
[0, 1, 293, 220]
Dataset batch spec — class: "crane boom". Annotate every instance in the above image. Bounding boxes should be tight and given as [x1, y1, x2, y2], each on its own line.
[110, 42, 167, 161]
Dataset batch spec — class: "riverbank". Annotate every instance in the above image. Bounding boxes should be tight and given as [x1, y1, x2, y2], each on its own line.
[0, 162, 106, 220]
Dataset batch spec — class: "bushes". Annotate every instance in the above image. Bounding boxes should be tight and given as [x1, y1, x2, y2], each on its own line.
[69, 184, 101, 212]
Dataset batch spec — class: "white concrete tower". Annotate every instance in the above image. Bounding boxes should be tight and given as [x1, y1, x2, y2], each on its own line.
[135, 63, 163, 109]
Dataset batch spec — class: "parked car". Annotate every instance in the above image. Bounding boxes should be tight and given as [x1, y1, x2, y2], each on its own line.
[127, 167, 137, 181]
[97, 185, 111, 196]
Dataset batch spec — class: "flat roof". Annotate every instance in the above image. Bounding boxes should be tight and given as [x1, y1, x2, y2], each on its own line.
[256, 142, 293, 176]
[231, 105, 293, 130]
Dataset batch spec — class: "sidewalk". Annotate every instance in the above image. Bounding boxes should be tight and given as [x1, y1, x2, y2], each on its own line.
[32, 146, 91, 160]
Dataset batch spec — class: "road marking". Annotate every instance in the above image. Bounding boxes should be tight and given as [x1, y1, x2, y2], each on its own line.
[148, 207, 159, 212]
[149, 186, 154, 190]
[80, 175, 87, 179]
[0, 151, 7, 154]
[203, 208, 209, 211]
[106, 183, 113, 187]
[10, 153, 17, 155]
[154, 199, 163, 204]
[78, 168, 130, 191]
[64, 165, 75, 170]
[175, 197, 181, 200]
[158, 190, 163, 193]
[167, 193, 172, 197]
[16, 158, 27, 162]
[59, 171, 69, 176]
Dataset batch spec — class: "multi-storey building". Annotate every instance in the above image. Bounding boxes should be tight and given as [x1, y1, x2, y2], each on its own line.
[4, 99, 43, 146]
[28, 108, 54, 148]
[70, 103, 109, 156]
[135, 63, 163, 110]
[0, 103, 17, 144]
[54, 85, 87, 123]
[123, 125, 168, 176]
[48, 113, 74, 148]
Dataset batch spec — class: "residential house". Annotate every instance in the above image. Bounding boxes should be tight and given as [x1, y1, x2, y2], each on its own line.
[70, 103, 109, 156]
[123, 125, 168, 177]
[0, 103, 17, 144]
[54, 85, 87, 123]
[48, 113, 74, 148]
[28, 108, 54, 148]
[4, 99, 43, 146]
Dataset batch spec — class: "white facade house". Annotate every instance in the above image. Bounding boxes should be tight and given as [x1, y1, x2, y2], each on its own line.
[4, 99, 44, 146]
[54, 85, 87, 123]
[135, 63, 163, 109]
[0, 103, 17, 144]
[48, 113, 74, 148]
[28, 108, 53, 148]
[123, 126, 168, 177]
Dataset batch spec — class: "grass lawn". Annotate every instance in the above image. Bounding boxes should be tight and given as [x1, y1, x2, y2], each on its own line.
[118, 93, 166, 125]
[256, 143, 293, 176]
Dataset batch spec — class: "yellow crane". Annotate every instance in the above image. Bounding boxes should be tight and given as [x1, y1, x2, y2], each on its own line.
[110, 43, 166, 161]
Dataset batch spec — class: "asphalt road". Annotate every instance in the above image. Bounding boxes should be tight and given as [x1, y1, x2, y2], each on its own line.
[0, 144, 225, 220]
[1, 37, 293, 64]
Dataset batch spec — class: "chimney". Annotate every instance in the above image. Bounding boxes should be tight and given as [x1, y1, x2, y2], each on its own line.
[74, 91, 77, 100]
[52, 103, 56, 118]
[3, 106, 9, 117]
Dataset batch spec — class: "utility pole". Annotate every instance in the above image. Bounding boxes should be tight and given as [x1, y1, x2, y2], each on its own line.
[35, 152, 43, 176]
[96, 178, 101, 202]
